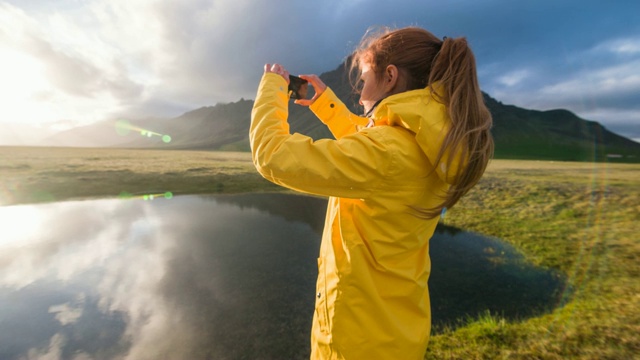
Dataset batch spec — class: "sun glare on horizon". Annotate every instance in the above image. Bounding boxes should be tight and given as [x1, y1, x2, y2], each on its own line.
[0, 44, 127, 132]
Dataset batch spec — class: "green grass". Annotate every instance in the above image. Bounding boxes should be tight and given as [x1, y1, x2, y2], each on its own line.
[1, 147, 639, 359]
[0, 146, 280, 205]
[428, 160, 640, 359]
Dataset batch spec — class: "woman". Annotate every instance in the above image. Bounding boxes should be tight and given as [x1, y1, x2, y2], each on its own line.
[250, 26, 493, 359]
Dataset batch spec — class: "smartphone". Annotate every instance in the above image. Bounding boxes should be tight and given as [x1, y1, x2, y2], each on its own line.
[288, 75, 308, 100]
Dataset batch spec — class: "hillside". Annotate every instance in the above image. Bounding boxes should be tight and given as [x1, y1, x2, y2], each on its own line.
[485, 95, 640, 162]
[42, 63, 640, 163]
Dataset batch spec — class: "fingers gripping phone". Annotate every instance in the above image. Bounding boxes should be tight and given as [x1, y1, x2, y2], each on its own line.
[288, 75, 308, 100]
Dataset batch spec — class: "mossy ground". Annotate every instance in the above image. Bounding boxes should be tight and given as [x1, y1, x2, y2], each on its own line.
[427, 160, 639, 359]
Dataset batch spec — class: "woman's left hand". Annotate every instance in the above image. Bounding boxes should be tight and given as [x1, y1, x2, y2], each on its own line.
[293, 74, 326, 106]
[264, 63, 290, 84]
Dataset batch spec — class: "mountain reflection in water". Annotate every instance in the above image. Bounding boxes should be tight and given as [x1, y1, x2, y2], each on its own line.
[0, 193, 566, 359]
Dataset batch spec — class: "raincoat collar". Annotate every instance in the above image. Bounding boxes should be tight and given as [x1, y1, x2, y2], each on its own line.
[371, 83, 445, 128]
[370, 83, 462, 185]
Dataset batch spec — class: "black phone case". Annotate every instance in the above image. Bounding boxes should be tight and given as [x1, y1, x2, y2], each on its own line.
[288, 75, 308, 100]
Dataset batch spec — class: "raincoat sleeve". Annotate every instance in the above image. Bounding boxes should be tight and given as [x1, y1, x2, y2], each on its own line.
[250, 73, 392, 199]
[309, 87, 370, 139]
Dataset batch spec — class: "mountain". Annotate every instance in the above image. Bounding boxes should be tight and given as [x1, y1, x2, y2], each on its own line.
[40, 62, 640, 163]
[484, 96, 640, 162]
[39, 101, 254, 151]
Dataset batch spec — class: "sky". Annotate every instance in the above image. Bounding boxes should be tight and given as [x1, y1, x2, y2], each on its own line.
[0, 0, 638, 141]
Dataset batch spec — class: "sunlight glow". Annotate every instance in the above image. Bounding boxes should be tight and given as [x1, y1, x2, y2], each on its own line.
[0, 47, 51, 123]
[0, 205, 45, 247]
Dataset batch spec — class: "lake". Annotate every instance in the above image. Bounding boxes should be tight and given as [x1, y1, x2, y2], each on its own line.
[0, 193, 566, 359]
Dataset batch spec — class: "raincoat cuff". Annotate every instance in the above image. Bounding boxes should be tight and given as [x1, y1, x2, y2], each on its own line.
[310, 88, 369, 127]
[309, 87, 339, 124]
[261, 72, 289, 92]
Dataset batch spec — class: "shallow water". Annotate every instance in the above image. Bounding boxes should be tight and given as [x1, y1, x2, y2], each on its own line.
[0, 193, 566, 359]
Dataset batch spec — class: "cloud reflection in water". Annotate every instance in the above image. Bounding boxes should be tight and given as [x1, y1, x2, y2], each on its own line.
[0, 194, 324, 359]
[0, 193, 565, 359]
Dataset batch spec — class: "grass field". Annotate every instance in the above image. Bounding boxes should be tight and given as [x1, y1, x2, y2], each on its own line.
[1, 146, 639, 359]
[428, 159, 640, 359]
[0, 146, 280, 205]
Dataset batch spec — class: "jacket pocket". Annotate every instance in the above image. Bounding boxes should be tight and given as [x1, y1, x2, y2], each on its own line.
[315, 257, 330, 334]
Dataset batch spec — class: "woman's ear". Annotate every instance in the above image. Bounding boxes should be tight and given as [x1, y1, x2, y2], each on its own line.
[384, 64, 399, 93]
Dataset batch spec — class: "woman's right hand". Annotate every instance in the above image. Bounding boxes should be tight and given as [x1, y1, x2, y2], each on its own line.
[294, 74, 327, 106]
[264, 63, 290, 83]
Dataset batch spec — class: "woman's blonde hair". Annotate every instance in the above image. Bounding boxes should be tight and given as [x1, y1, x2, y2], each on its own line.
[350, 26, 494, 218]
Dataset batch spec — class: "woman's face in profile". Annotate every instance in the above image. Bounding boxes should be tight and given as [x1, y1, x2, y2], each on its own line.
[358, 63, 387, 115]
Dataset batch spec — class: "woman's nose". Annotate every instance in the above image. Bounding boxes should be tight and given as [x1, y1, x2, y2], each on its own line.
[359, 98, 363, 106]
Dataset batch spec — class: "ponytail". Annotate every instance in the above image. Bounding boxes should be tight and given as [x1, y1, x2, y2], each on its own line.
[426, 36, 494, 218]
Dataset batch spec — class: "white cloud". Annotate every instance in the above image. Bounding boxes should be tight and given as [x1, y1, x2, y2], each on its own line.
[0, 1, 158, 127]
[497, 69, 532, 87]
[49, 301, 84, 326]
[0, 200, 132, 287]
[593, 36, 640, 56]
[25, 333, 65, 360]
[485, 56, 640, 140]
[539, 60, 640, 101]
[25, 332, 94, 360]
[0, 198, 201, 358]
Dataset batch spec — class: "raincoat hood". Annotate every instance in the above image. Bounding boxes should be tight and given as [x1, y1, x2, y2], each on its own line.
[372, 86, 462, 185]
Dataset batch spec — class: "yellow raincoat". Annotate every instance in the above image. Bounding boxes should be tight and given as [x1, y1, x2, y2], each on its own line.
[250, 73, 457, 359]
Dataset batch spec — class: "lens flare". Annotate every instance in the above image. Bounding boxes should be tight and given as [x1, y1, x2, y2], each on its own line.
[118, 191, 174, 201]
[545, 158, 613, 336]
[115, 119, 172, 143]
